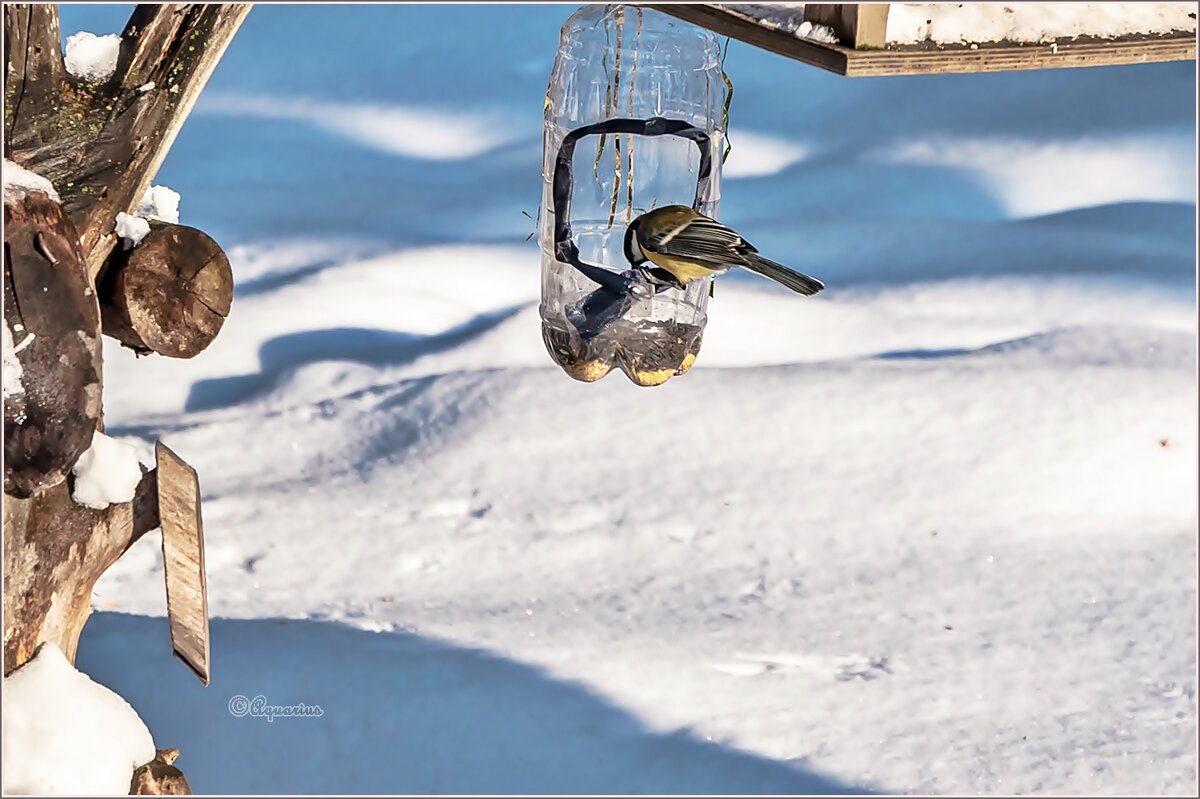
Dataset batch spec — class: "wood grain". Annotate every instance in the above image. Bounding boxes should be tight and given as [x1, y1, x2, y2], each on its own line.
[99, 222, 233, 358]
[2, 471, 159, 674]
[156, 441, 210, 685]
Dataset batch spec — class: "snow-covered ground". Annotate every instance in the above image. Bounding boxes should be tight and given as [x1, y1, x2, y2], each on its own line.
[49, 4, 1198, 795]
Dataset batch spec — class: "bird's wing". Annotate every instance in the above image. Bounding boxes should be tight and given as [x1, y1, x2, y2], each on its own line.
[643, 216, 753, 269]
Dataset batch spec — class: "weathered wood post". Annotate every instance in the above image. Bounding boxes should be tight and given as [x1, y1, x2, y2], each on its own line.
[4, 4, 250, 793]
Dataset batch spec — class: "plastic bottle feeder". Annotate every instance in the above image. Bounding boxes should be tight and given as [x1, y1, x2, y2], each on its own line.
[539, 5, 729, 386]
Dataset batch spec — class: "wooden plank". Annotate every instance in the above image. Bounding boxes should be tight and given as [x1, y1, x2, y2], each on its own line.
[156, 442, 210, 685]
[650, 4, 1196, 77]
[805, 4, 890, 49]
[842, 34, 1197, 77]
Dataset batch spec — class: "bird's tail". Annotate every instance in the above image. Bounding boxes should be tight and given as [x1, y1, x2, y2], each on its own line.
[743, 254, 824, 296]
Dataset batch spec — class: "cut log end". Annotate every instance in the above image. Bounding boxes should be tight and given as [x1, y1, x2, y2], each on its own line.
[99, 223, 233, 359]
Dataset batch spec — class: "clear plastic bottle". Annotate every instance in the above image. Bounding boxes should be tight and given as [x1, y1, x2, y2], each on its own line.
[540, 5, 728, 386]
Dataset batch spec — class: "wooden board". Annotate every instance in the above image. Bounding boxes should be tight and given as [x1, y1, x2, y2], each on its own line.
[649, 4, 1197, 77]
[805, 3, 890, 49]
[156, 442, 210, 685]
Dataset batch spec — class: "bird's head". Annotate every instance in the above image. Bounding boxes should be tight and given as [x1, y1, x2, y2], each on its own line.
[623, 217, 647, 267]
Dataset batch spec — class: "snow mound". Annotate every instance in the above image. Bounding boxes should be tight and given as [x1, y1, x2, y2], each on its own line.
[72, 431, 144, 510]
[225, 238, 386, 286]
[64, 31, 121, 82]
[880, 134, 1196, 217]
[967, 325, 1197, 369]
[137, 185, 181, 224]
[3, 159, 60, 203]
[2, 643, 155, 795]
[90, 307, 1194, 793]
[874, 325, 1197, 371]
[115, 211, 151, 249]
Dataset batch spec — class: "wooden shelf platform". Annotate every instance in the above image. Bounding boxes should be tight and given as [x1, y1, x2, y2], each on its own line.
[649, 3, 1197, 77]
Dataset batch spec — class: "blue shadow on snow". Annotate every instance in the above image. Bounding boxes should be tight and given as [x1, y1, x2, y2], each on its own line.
[184, 306, 524, 413]
[78, 613, 871, 795]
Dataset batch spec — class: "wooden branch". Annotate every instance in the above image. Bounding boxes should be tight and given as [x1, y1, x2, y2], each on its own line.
[99, 222, 233, 358]
[74, 3, 252, 278]
[3, 3, 252, 278]
[3, 4, 64, 143]
[6, 484, 127, 672]
[649, 4, 1197, 77]
[804, 4, 889, 49]
[3, 190, 101, 499]
[111, 6, 197, 92]
[4, 465, 161, 675]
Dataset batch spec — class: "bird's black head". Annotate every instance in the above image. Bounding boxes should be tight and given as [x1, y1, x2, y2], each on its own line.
[623, 218, 646, 267]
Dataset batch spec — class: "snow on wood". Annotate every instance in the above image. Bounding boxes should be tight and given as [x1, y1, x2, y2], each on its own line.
[886, 3, 1198, 45]
[115, 212, 152, 250]
[2, 323, 30, 401]
[3, 159, 60, 204]
[63, 31, 122, 82]
[796, 20, 839, 44]
[71, 431, 144, 510]
[716, 3, 839, 43]
[137, 185, 182, 224]
[1, 643, 155, 795]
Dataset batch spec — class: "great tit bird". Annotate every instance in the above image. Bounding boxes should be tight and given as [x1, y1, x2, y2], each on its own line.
[623, 205, 824, 296]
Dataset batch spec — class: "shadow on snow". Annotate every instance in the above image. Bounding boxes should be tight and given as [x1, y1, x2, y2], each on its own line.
[79, 613, 871, 795]
[184, 306, 525, 413]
